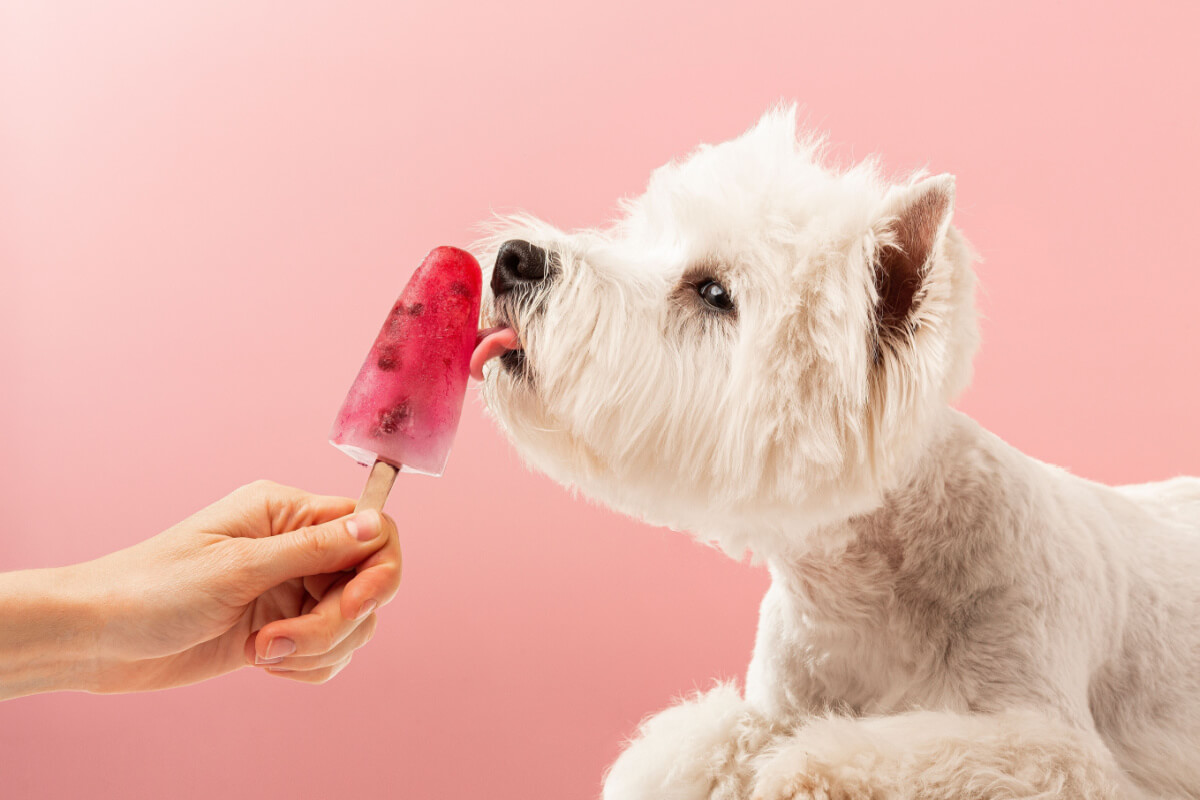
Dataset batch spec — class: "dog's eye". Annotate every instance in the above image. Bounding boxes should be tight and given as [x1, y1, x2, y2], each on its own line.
[697, 280, 734, 312]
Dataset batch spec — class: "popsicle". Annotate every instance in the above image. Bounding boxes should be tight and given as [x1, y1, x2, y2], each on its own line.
[330, 246, 482, 510]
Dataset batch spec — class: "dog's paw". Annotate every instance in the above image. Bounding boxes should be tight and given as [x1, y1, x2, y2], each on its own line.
[751, 743, 886, 800]
[751, 763, 879, 800]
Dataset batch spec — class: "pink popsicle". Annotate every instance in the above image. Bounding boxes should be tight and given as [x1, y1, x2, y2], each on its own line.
[331, 246, 482, 501]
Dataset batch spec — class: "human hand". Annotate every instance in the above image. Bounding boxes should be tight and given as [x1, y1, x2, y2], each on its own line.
[66, 480, 401, 693]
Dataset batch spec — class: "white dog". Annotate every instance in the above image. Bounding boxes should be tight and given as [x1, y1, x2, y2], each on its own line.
[469, 107, 1200, 799]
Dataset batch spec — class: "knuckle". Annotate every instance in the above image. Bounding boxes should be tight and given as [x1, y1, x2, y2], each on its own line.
[306, 626, 336, 655]
[222, 537, 257, 571]
[241, 478, 278, 497]
[301, 527, 336, 563]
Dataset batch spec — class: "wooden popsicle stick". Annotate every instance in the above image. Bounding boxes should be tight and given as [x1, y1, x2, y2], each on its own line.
[356, 460, 399, 512]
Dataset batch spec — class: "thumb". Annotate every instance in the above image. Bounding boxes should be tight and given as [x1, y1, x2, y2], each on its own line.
[241, 510, 386, 587]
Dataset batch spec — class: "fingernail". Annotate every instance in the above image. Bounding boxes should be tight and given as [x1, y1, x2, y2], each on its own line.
[356, 599, 377, 620]
[266, 666, 294, 673]
[346, 511, 380, 542]
[263, 637, 296, 660]
[255, 655, 283, 666]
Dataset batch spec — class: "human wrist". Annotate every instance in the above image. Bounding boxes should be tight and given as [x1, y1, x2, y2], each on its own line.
[0, 564, 105, 700]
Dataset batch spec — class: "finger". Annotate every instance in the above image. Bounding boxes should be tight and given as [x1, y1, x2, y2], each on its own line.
[303, 572, 344, 601]
[340, 512, 401, 621]
[261, 613, 377, 672]
[301, 593, 318, 616]
[243, 631, 257, 666]
[264, 656, 353, 685]
[266, 490, 357, 537]
[240, 589, 322, 666]
[252, 577, 359, 663]
[228, 480, 357, 539]
[239, 509, 388, 589]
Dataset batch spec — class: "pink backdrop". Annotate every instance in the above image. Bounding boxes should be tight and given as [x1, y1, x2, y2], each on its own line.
[2, 2, 1197, 798]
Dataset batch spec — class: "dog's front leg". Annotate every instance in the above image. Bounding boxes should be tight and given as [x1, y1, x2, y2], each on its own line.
[751, 709, 1128, 800]
[602, 683, 785, 800]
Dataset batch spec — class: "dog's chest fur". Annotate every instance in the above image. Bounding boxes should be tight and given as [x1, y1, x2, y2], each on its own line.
[745, 410, 1174, 730]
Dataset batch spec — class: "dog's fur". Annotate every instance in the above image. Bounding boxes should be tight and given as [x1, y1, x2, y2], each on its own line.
[474, 107, 1200, 799]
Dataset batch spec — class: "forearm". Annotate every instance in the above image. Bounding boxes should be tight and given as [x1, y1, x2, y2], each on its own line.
[0, 565, 100, 700]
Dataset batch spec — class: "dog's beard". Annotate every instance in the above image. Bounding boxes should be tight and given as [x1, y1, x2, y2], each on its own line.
[477, 255, 615, 472]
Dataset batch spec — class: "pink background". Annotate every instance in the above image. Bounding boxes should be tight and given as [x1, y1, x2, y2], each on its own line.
[2, 2, 1197, 798]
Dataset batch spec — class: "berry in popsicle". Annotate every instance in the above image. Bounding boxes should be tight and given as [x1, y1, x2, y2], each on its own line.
[330, 246, 482, 502]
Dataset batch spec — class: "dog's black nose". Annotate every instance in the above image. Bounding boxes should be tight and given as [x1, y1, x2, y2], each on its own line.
[492, 239, 548, 296]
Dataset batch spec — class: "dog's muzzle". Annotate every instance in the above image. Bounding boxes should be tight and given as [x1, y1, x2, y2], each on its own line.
[470, 239, 552, 381]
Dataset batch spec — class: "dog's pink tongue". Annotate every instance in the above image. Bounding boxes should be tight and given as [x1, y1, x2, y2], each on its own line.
[471, 326, 521, 380]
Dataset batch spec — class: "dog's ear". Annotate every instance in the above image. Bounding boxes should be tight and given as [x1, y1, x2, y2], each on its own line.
[872, 174, 955, 344]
